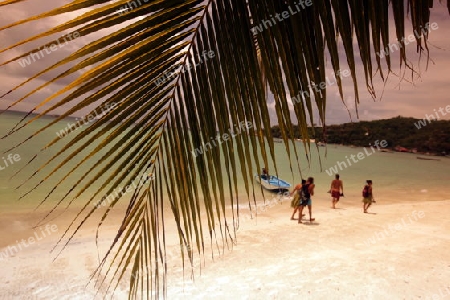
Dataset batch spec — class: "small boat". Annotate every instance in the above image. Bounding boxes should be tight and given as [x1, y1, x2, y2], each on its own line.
[379, 149, 394, 153]
[416, 156, 440, 161]
[394, 146, 409, 152]
[255, 174, 291, 191]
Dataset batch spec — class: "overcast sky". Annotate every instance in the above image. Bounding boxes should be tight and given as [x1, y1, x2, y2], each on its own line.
[0, 1, 449, 125]
[321, 3, 450, 125]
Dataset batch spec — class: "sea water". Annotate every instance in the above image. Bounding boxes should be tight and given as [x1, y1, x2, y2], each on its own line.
[1, 112, 449, 214]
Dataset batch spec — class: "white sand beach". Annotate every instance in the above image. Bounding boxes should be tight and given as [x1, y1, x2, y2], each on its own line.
[1, 197, 449, 299]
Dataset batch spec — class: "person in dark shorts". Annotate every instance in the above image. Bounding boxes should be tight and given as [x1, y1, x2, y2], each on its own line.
[298, 177, 315, 223]
[362, 180, 374, 213]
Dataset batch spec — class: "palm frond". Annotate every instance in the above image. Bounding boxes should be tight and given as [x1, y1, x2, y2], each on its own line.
[1, 0, 448, 298]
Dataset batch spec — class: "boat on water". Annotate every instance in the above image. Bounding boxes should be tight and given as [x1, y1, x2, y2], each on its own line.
[416, 156, 441, 161]
[394, 146, 409, 152]
[255, 174, 291, 191]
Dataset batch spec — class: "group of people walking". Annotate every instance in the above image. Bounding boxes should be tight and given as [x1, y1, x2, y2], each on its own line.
[289, 174, 375, 223]
[290, 177, 315, 223]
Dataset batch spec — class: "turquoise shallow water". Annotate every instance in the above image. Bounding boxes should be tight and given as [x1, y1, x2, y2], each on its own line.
[1, 112, 449, 213]
[257, 141, 450, 205]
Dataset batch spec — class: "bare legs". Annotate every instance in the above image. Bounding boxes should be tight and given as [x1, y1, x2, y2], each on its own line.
[290, 207, 298, 220]
[363, 202, 372, 213]
[298, 205, 314, 223]
[291, 207, 305, 220]
[307, 205, 315, 222]
[331, 198, 337, 209]
[298, 205, 304, 223]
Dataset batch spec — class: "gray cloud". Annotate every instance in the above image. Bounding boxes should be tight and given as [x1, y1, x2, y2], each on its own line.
[1, 2, 449, 125]
[279, 3, 450, 125]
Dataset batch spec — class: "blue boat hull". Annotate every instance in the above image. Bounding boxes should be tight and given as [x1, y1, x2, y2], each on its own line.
[255, 174, 291, 191]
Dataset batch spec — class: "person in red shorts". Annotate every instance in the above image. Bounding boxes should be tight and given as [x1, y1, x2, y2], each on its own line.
[330, 174, 343, 209]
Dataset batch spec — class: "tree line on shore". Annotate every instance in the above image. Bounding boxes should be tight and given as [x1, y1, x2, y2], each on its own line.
[269, 116, 450, 155]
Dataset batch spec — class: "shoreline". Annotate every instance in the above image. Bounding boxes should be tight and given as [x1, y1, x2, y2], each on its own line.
[310, 142, 450, 158]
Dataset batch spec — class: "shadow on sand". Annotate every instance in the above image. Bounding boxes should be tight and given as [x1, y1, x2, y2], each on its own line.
[301, 221, 320, 226]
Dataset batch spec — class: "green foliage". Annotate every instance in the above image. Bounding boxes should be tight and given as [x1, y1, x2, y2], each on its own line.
[272, 116, 450, 154]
